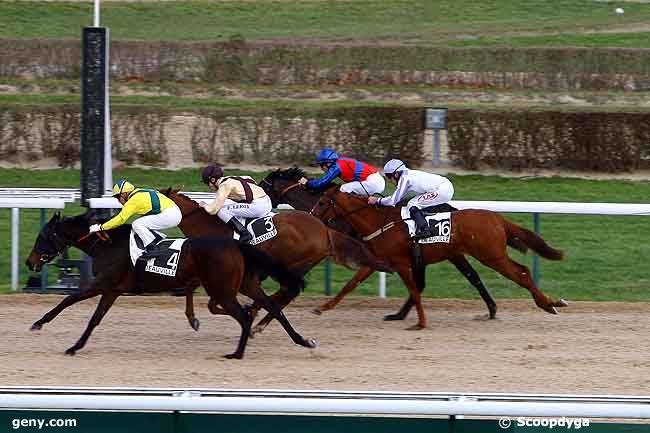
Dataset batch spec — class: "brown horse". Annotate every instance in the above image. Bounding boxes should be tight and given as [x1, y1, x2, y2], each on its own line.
[260, 168, 498, 320]
[25, 212, 316, 359]
[311, 187, 567, 329]
[161, 188, 392, 334]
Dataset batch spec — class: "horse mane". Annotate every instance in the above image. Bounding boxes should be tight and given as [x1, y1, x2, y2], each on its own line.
[270, 167, 306, 181]
[162, 188, 199, 208]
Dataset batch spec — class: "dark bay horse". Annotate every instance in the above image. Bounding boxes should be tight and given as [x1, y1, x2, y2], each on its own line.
[310, 188, 567, 329]
[25, 212, 316, 359]
[260, 168, 498, 319]
[161, 188, 392, 334]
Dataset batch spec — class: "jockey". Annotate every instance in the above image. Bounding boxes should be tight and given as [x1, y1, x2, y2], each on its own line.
[88, 179, 182, 266]
[200, 163, 272, 243]
[298, 147, 385, 196]
[368, 159, 455, 239]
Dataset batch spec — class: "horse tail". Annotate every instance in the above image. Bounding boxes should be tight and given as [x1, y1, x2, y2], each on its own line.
[502, 217, 564, 261]
[237, 242, 306, 297]
[326, 229, 393, 273]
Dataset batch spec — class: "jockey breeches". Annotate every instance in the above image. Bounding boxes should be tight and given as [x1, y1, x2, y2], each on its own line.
[217, 195, 273, 223]
[129, 205, 182, 266]
[407, 180, 454, 209]
[340, 172, 386, 196]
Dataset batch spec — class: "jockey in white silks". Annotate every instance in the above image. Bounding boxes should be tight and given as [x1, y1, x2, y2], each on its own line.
[199, 163, 272, 243]
[368, 159, 455, 239]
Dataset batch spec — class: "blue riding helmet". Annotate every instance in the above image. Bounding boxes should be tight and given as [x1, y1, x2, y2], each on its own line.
[315, 148, 339, 165]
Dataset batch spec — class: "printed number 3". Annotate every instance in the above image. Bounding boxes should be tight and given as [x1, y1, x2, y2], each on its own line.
[264, 216, 274, 231]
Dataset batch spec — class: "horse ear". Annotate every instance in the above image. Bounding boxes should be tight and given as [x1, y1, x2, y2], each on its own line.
[84, 209, 98, 223]
[161, 187, 172, 196]
[173, 184, 184, 193]
[51, 212, 61, 223]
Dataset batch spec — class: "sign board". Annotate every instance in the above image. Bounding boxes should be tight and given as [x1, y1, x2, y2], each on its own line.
[425, 108, 447, 130]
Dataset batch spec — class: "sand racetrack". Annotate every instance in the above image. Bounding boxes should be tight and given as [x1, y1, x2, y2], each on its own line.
[1, 294, 649, 394]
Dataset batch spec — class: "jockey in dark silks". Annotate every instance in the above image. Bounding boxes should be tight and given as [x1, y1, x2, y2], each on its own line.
[298, 147, 385, 197]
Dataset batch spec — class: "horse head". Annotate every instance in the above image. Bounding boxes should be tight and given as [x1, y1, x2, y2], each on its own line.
[261, 167, 331, 211]
[25, 212, 90, 271]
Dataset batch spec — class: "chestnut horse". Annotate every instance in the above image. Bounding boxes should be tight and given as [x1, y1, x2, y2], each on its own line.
[311, 187, 567, 329]
[25, 212, 316, 359]
[260, 168, 498, 319]
[161, 188, 392, 334]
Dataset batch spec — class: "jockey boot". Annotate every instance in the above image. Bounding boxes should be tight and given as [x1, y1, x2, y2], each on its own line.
[140, 232, 165, 259]
[228, 217, 252, 243]
[409, 207, 433, 239]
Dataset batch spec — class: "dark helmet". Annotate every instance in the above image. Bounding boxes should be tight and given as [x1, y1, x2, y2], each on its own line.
[201, 163, 224, 185]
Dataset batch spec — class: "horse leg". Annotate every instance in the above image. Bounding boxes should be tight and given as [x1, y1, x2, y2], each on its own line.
[30, 285, 102, 331]
[313, 266, 374, 315]
[246, 283, 317, 349]
[184, 287, 200, 331]
[384, 296, 415, 321]
[217, 298, 253, 360]
[481, 257, 566, 314]
[65, 291, 120, 355]
[448, 255, 497, 320]
[395, 266, 427, 330]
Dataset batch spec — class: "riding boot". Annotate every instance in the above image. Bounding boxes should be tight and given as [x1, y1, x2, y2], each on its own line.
[228, 217, 252, 243]
[140, 232, 165, 259]
[409, 207, 433, 239]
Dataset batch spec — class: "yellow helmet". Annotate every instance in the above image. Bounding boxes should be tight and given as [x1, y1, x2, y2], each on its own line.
[112, 179, 135, 197]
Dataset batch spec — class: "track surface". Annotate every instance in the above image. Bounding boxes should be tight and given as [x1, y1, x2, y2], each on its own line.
[1, 294, 648, 394]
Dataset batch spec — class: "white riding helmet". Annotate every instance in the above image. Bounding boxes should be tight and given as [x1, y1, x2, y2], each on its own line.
[383, 159, 408, 175]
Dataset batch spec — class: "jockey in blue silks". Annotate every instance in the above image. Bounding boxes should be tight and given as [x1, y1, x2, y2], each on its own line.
[298, 147, 385, 196]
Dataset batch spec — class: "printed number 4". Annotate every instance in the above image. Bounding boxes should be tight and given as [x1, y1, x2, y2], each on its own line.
[434, 220, 451, 236]
[167, 252, 179, 269]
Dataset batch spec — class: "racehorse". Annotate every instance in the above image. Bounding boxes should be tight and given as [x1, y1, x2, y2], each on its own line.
[25, 212, 316, 359]
[310, 187, 567, 329]
[260, 168, 498, 319]
[160, 188, 392, 334]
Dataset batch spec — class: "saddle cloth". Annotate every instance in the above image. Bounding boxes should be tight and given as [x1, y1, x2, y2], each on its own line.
[399, 208, 452, 244]
[232, 212, 278, 245]
[143, 238, 187, 277]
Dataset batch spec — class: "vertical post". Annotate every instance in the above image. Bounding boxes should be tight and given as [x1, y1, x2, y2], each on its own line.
[11, 208, 19, 291]
[533, 213, 541, 287]
[432, 129, 441, 166]
[40, 209, 48, 290]
[378, 272, 386, 298]
[93, 0, 100, 27]
[324, 260, 331, 296]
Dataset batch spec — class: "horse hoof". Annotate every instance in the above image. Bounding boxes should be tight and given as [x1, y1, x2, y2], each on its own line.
[191, 319, 200, 331]
[406, 324, 426, 331]
[473, 314, 493, 321]
[30, 323, 42, 331]
[384, 314, 405, 321]
[224, 353, 243, 360]
[311, 308, 323, 316]
[65, 348, 76, 356]
[557, 298, 569, 307]
[547, 306, 559, 315]
[305, 338, 318, 349]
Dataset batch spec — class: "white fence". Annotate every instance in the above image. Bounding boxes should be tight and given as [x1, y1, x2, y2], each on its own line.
[0, 387, 649, 418]
[0, 197, 67, 291]
[5, 188, 650, 294]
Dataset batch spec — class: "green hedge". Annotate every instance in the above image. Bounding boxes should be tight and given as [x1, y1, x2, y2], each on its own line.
[2, 39, 650, 90]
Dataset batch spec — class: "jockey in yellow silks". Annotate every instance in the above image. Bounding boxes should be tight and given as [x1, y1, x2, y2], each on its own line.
[88, 179, 182, 266]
